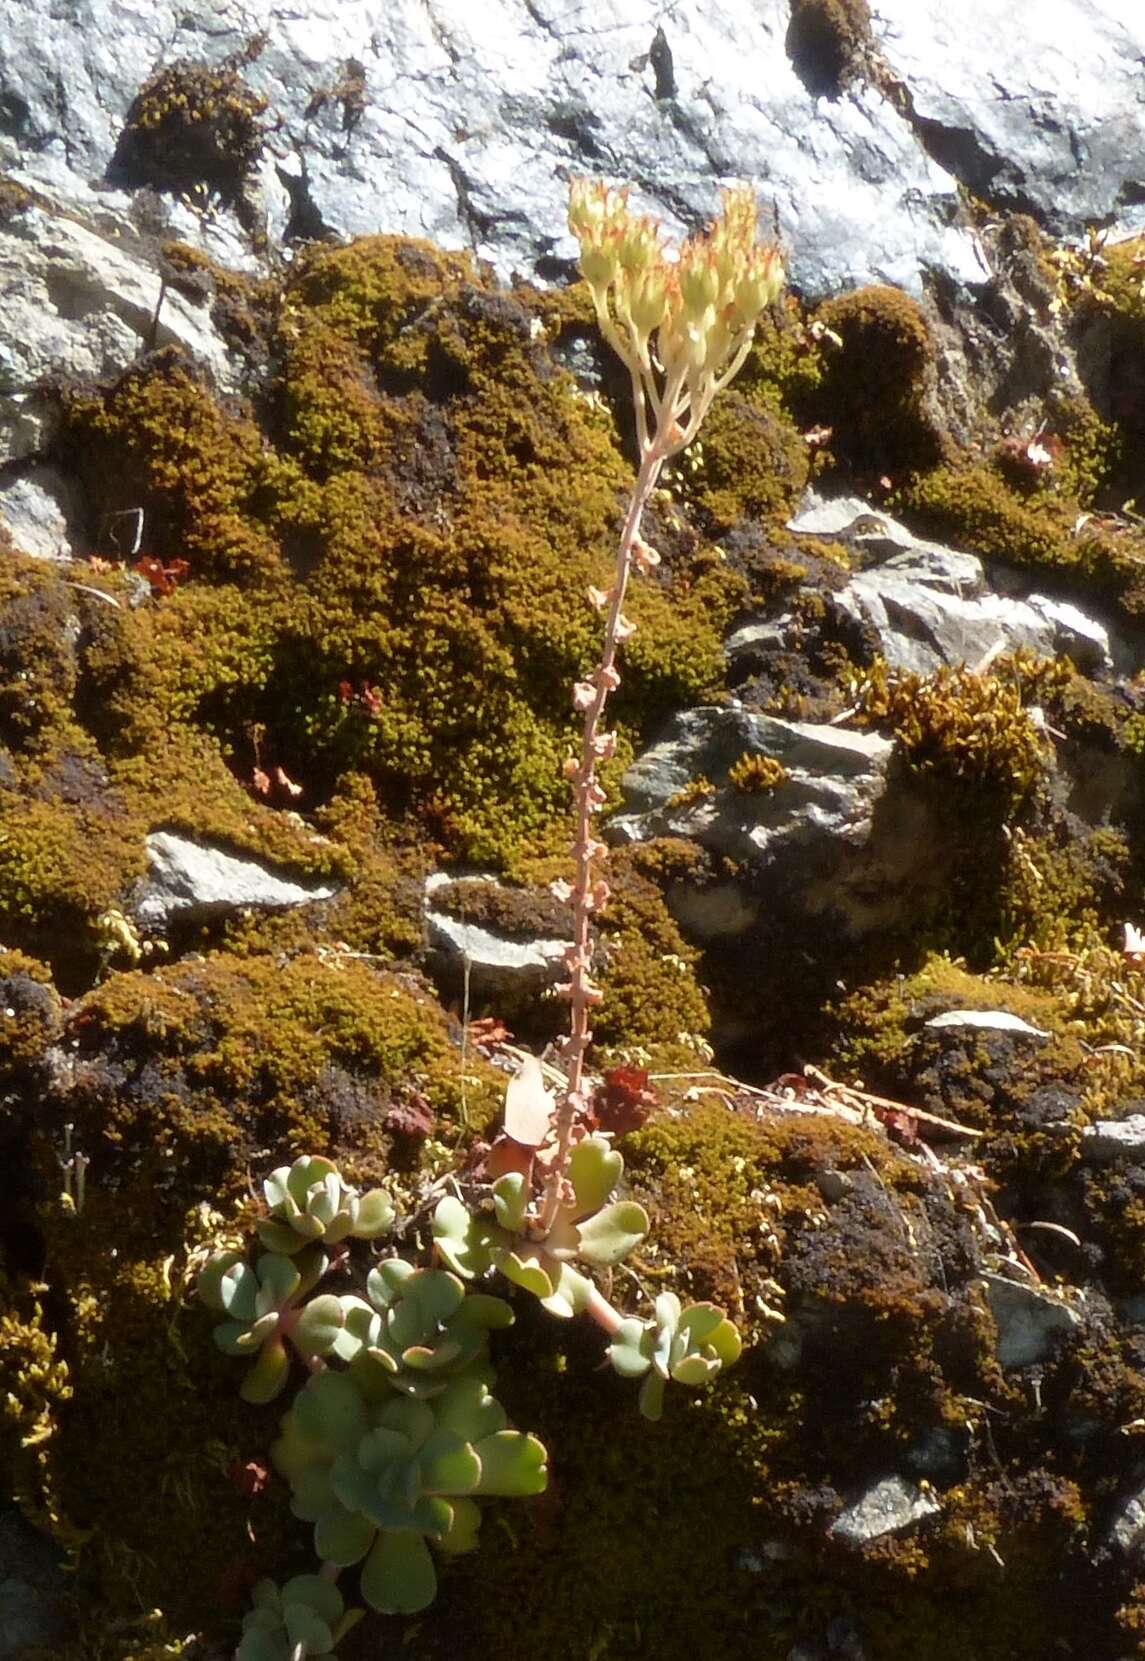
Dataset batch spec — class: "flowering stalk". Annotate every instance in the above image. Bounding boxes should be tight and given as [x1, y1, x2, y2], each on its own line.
[539, 178, 784, 1232]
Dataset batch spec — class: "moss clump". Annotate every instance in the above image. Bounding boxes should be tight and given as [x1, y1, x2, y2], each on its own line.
[667, 774, 716, 808]
[855, 658, 1047, 804]
[58, 236, 740, 867]
[728, 751, 789, 792]
[593, 845, 714, 1068]
[786, 0, 872, 97]
[61, 350, 284, 584]
[110, 57, 267, 203]
[666, 391, 809, 535]
[813, 284, 940, 473]
[56, 951, 499, 1207]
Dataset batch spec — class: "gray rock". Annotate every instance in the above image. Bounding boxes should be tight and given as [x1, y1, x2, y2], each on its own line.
[0, 0, 990, 300]
[133, 830, 337, 927]
[0, 194, 242, 461]
[1109, 1478, 1145, 1558]
[0, 1506, 71, 1659]
[423, 872, 569, 1012]
[1081, 1115, 1145, 1164]
[982, 1272, 1080, 1369]
[787, 493, 1114, 677]
[0, 465, 85, 560]
[877, 0, 1145, 236]
[608, 706, 893, 867]
[924, 1010, 1051, 1039]
[828, 1475, 940, 1545]
[832, 551, 1113, 677]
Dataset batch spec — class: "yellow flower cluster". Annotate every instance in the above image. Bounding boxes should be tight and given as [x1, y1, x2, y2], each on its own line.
[567, 177, 784, 455]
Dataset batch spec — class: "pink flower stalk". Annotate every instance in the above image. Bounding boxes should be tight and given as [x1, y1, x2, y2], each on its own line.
[539, 178, 785, 1232]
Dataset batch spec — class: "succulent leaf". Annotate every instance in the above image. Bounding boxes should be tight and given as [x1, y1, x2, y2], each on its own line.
[575, 1200, 648, 1266]
[502, 1054, 553, 1147]
[491, 1171, 529, 1233]
[568, 1137, 624, 1215]
[432, 1195, 497, 1279]
[360, 1528, 438, 1615]
[314, 1501, 376, 1566]
[471, 1430, 548, 1497]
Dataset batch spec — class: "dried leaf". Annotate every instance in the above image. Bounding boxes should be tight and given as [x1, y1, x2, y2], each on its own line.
[503, 1055, 553, 1147]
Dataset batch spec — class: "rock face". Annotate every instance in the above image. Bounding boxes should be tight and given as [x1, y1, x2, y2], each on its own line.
[828, 1474, 941, 1545]
[781, 492, 1119, 678]
[609, 706, 893, 866]
[132, 831, 338, 927]
[1, 0, 1142, 323]
[423, 872, 570, 1014]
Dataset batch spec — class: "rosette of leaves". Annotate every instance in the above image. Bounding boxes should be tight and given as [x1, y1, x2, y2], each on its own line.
[198, 1246, 344, 1403]
[236, 1574, 362, 1660]
[335, 1260, 515, 1398]
[607, 1291, 744, 1420]
[257, 1155, 395, 1254]
[271, 1369, 548, 1614]
[433, 1135, 649, 1317]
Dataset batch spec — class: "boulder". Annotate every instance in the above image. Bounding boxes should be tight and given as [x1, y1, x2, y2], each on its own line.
[132, 830, 337, 928]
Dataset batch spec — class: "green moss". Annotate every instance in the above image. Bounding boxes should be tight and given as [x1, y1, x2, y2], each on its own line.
[112, 58, 267, 202]
[593, 845, 714, 1068]
[665, 391, 809, 535]
[855, 658, 1047, 804]
[61, 351, 284, 584]
[55, 235, 739, 869]
[813, 284, 940, 473]
[727, 751, 789, 792]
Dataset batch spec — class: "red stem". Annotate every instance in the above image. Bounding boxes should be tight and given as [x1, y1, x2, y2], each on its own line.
[540, 440, 665, 1230]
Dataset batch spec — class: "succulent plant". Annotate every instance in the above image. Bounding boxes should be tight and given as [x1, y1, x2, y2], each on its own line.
[236, 1574, 361, 1660]
[198, 1247, 343, 1403]
[607, 1291, 744, 1420]
[257, 1155, 395, 1255]
[272, 1368, 547, 1614]
[433, 1135, 648, 1317]
[336, 1260, 515, 1398]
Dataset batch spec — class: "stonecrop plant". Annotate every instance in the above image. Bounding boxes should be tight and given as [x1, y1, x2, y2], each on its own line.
[198, 177, 784, 1658]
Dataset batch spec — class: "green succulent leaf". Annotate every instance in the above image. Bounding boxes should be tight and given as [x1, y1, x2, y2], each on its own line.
[538, 1261, 593, 1319]
[255, 1253, 303, 1311]
[432, 1374, 507, 1444]
[282, 1605, 334, 1655]
[435, 1495, 482, 1555]
[472, 1431, 548, 1497]
[281, 1575, 344, 1625]
[236, 1630, 286, 1661]
[608, 1317, 654, 1379]
[670, 1352, 719, 1386]
[419, 1430, 482, 1495]
[314, 1502, 376, 1566]
[198, 1250, 255, 1317]
[575, 1200, 648, 1266]
[491, 1172, 529, 1234]
[361, 1529, 438, 1615]
[568, 1137, 623, 1216]
[288, 1464, 337, 1523]
[240, 1332, 292, 1404]
[293, 1294, 346, 1359]
[638, 1370, 667, 1421]
[452, 1292, 514, 1333]
[255, 1217, 309, 1254]
[677, 1303, 744, 1369]
[352, 1187, 396, 1239]
[497, 1250, 555, 1299]
[293, 1370, 370, 1455]
[432, 1196, 497, 1279]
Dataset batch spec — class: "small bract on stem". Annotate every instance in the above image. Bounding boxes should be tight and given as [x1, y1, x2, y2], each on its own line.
[541, 177, 784, 1232]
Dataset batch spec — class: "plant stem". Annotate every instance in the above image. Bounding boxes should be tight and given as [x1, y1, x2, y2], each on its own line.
[540, 437, 664, 1231]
